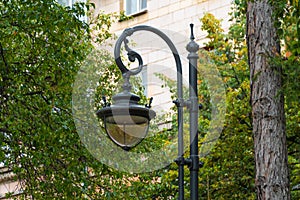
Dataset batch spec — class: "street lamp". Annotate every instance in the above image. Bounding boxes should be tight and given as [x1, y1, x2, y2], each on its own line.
[97, 24, 201, 200]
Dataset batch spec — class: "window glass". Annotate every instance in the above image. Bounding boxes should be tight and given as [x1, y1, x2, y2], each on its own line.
[57, 0, 71, 7]
[126, 0, 137, 15]
[125, 0, 147, 15]
[141, 0, 147, 10]
[57, 0, 86, 7]
[57, 0, 87, 22]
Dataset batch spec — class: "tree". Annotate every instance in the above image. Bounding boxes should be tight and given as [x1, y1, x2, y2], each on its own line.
[0, 1, 182, 199]
[247, 0, 290, 199]
[0, 0, 119, 199]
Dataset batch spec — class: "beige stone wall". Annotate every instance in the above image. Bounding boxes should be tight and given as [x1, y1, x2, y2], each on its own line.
[92, 0, 231, 38]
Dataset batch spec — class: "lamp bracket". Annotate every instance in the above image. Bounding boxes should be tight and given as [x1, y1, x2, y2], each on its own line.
[174, 156, 191, 166]
[172, 98, 189, 108]
[173, 98, 201, 111]
[175, 156, 203, 169]
[186, 155, 202, 171]
[185, 97, 199, 112]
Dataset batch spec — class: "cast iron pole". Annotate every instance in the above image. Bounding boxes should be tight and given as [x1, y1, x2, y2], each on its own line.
[187, 24, 200, 200]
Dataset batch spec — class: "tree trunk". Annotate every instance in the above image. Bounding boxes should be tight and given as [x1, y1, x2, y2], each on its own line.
[246, 0, 290, 199]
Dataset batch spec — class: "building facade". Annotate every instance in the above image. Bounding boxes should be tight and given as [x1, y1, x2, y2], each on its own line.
[93, 0, 231, 34]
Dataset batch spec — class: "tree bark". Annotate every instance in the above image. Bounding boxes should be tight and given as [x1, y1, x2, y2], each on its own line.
[246, 0, 290, 199]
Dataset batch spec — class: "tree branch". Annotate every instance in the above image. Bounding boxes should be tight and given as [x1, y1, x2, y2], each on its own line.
[0, 42, 8, 68]
[0, 42, 9, 79]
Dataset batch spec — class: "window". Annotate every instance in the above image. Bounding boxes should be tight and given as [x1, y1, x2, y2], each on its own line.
[57, 0, 87, 22]
[125, 0, 147, 16]
[57, 0, 82, 7]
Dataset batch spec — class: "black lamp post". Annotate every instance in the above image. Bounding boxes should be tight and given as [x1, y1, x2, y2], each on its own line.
[97, 24, 201, 200]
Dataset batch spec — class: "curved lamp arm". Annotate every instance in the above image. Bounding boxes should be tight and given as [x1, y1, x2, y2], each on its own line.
[113, 25, 184, 101]
[113, 25, 186, 199]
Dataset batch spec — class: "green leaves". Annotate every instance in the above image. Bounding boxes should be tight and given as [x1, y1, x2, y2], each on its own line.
[0, 0, 99, 198]
[197, 7, 255, 199]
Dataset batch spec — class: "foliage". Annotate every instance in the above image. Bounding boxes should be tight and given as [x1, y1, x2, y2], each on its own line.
[197, 11, 255, 199]
[0, 0, 182, 199]
[118, 10, 133, 22]
[0, 0, 124, 199]
[276, 1, 300, 198]
[264, 0, 300, 104]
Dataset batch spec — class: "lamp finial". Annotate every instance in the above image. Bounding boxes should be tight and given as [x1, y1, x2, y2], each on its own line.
[186, 24, 199, 53]
[190, 23, 195, 40]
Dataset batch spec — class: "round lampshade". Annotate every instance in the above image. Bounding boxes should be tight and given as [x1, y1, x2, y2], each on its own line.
[97, 96, 156, 150]
[105, 114, 149, 149]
